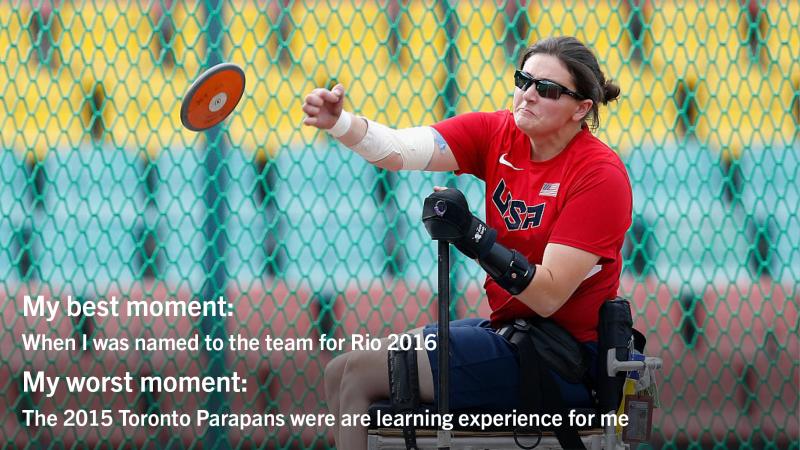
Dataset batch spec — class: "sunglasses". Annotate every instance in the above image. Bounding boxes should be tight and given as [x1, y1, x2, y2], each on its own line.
[514, 70, 584, 100]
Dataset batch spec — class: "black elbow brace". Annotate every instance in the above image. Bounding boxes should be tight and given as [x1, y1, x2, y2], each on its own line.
[420, 188, 535, 295]
[478, 241, 536, 296]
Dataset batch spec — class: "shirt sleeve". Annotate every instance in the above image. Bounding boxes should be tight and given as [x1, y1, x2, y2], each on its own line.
[431, 111, 501, 180]
[548, 163, 633, 263]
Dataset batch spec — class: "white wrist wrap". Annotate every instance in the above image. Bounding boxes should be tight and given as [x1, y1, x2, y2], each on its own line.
[327, 111, 352, 138]
[350, 120, 436, 170]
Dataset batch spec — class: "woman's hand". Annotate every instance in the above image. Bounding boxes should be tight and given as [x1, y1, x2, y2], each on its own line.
[302, 84, 345, 130]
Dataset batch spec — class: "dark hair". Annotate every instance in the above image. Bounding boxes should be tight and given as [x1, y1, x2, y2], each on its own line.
[518, 36, 620, 131]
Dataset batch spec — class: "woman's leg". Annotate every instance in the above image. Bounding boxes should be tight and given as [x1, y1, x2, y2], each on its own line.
[325, 329, 433, 450]
[323, 353, 347, 442]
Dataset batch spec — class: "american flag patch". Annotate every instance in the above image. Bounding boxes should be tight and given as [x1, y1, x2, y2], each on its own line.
[539, 182, 560, 197]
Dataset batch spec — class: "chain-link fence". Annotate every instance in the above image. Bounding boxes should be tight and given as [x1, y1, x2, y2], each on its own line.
[1, 1, 798, 448]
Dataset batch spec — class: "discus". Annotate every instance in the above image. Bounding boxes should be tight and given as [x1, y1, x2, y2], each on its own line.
[180, 63, 245, 131]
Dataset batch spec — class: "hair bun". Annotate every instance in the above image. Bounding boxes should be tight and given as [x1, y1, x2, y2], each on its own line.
[602, 81, 621, 104]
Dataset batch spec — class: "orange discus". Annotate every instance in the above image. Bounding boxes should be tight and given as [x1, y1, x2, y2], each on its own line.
[180, 63, 245, 131]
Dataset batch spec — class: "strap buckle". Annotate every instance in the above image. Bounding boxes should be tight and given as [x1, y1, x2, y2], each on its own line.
[497, 318, 531, 340]
[497, 326, 513, 340]
[512, 318, 532, 331]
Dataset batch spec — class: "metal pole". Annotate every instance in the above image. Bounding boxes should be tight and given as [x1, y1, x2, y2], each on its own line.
[201, 0, 229, 448]
[437, 240, 451, 450]
[439, 0, 461, 316]
[439, 0, 458, 119]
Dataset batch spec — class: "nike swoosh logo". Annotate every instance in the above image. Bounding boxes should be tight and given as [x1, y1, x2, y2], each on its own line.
[499, 153, 523, 171]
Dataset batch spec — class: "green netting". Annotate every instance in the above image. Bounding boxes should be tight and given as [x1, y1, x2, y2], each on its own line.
[1, 0, 798, 448]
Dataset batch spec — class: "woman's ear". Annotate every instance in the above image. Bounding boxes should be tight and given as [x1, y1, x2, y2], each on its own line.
[573, 99, 593, 122]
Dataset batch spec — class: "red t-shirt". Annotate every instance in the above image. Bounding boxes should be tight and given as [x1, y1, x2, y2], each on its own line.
[432, 110, 632, 342]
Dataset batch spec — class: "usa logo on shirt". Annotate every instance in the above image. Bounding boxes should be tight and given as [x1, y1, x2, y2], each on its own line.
[539, 183, 560, 197]
[492, 179, 545, 231]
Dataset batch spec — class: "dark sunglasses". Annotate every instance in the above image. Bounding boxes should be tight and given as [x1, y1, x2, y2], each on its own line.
[514, 70, 583, 100]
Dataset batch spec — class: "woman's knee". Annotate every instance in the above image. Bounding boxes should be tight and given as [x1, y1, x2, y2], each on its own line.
[340, 349, 389, 400]
[326, 353, 349, 378]
[324, 353, 349, 394]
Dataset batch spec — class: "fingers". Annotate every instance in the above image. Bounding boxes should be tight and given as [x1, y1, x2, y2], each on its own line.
[303, 85, 344, 106]
[302, 84, 346, 126]
[320, 88, 340, 103]
[304, 94, 324, 107]
[302, 103, 320, 116]
[330, 84, 345, 101]
[433, 186, 448, 192]
[301, 92, 326, 127]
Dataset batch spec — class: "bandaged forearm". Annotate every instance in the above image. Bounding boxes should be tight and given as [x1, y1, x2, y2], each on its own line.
[328, 111, 435, 170]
